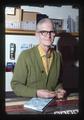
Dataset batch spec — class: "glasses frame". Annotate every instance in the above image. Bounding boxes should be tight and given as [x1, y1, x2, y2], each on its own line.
[38, 30, 56, 36]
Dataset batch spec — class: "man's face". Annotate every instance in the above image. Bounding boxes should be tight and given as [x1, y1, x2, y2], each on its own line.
[36, 22, 55, 47]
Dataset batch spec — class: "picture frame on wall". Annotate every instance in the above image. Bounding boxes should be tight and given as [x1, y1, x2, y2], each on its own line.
[51, 18, 63, 33]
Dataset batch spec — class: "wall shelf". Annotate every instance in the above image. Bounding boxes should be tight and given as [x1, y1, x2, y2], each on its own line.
[5, 28, 79, 37]
[5, 29, 35, 35]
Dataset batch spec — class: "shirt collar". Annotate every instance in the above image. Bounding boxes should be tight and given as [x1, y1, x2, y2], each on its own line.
[38, 45, 53, 58]
[38, 45, 46, 57]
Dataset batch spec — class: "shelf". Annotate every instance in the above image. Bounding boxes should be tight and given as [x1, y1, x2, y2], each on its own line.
[58, 32, 79, 37]
[5, 28, 79, 37]
[5, 29, 35, 35]
[67, 32, 79, 37]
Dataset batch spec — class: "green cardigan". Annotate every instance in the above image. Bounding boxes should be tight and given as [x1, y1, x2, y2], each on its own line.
[11, 45, 62, 97]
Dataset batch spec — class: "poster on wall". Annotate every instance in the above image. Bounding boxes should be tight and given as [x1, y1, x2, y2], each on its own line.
[5, 35, 39, 72]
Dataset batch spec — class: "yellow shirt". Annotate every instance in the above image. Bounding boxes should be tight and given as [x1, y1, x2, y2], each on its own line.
[38, 45, 53, 75]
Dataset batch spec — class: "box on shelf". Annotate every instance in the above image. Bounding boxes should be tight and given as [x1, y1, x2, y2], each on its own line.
[21, 11, 48, 30]
[20, 21, 36, 30]
[20, 11, 37, 30]
[5, 8, 22, 29]
[5, 22, 21, 29]
[22, 11, 39, 22]
[22, 11, 48, 22]
[5, 8, 48, 30]
[6, 8, 22, 22]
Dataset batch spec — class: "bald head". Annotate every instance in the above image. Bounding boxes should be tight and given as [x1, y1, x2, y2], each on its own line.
[36, 18, 55, 32]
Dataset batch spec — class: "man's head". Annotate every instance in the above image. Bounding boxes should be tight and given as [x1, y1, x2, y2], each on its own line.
[36, 18, 55, 48]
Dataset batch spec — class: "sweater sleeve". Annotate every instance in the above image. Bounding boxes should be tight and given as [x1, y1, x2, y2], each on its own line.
[11, 51, 37, 97]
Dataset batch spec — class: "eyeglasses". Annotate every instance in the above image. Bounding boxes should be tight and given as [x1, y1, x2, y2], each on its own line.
[38, 31, 55, 36]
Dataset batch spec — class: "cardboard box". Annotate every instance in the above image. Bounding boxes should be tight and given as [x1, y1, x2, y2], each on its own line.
[21, 11, 40, 30]
[5, 21, 21, 29]
[22, 11, 39, 22]
[5, 9, 48, 30]
[20, 21, 36, 30]
[21, 11, 48, 30]
[6, 8, 22, 22]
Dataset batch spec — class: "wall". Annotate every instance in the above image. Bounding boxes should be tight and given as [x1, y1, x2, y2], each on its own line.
[5, 5, 79, 92]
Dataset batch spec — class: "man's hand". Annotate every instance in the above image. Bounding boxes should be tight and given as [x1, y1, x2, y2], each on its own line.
[55, 88, 66, 99]
[37, 89, 56, 98]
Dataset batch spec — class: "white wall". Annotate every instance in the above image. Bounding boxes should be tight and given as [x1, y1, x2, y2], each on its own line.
[5, 5, 79, 92]
[21, 5, 78, 20]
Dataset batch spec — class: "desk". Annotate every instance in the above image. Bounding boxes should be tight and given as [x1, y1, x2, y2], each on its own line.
[5, 94, 79, 114]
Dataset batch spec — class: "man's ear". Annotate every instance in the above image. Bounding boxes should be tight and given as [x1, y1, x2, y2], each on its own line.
[35, 32, 38, 37]
[35, 32, 39, 38]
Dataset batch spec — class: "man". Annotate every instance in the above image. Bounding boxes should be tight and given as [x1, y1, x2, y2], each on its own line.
[11, 18, 66, 98]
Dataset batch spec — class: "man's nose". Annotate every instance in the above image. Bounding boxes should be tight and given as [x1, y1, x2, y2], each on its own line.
[47, 32, 51, 37]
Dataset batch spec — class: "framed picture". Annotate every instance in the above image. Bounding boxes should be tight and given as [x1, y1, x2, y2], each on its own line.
[51, 18, 63, 33]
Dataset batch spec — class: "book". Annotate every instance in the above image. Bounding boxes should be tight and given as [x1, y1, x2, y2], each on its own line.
[23, 97, 53, 112]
